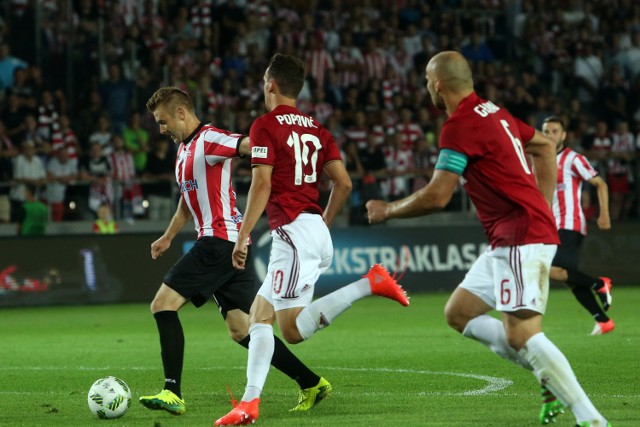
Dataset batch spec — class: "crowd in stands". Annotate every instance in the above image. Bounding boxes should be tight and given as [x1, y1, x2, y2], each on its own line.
[1, 0, 639, 230]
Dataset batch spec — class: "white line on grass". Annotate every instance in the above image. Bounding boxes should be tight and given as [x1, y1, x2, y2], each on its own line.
[0, 365, 511, 396]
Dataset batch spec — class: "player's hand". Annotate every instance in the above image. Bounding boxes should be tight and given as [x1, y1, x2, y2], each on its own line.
[366, 199, 389, 224]
[151, 236, 171, 259]
[232, 239, 248, 270]
[597, 214, 611, 230]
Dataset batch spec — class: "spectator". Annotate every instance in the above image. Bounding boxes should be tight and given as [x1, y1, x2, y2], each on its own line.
[0, 40, 28, 91]
[16, 183, 48, 236]
[607, 121, 635, 220]
[88, 115, 113, 155]
[10, 140, 46, 213]
[92, 202, 118, 234]
[143, 136, 175, 221]
[109, 134, 142, 221]
[80, 142, 113, 214]
[381, 131, 413, 201]
[461, 31, 495, 63]
[1, 93, 29, 139]
[46, 148, 78, 222]
[122, 111, 150, 174]
[99, 62, 134, 133]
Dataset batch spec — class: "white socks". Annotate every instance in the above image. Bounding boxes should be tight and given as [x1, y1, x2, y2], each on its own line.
[295, 278, 371, 340]
[519, 332, 606, 425]
[241, 323, 274, 402]
[462, 314, 533, 370]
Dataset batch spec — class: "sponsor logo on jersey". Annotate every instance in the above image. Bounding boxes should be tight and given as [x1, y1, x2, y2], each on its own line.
[252, 146, 268, 158]
[179, 179, 198, 192]
[275, 113, 318, 128]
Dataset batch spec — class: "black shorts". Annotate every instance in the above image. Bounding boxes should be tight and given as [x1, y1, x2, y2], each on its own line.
[551, 229, 584, 270]
[163, 236, 257, 316]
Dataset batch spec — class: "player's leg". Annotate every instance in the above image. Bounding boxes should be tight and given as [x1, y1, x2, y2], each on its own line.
[499, 244, 608, 426]
[215, 294, 274, 426]
[141, 237, 228, 415]
[276, 214, 407, 343]
[216, 254, 327, 400]
[444, 248, 532, 369]
[552, 230, 614, 333]
[139, 283, 188, 414]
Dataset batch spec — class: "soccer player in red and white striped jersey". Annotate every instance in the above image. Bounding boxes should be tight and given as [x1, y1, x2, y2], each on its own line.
[543, 116, 614, 335]
[140, 87, 327, 416]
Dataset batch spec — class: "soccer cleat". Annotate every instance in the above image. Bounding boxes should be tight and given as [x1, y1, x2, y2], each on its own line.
[215, 398, 260, 426]
[591, 319, 615, 336]
[290, 377, 332, 412]
[363, 264, 410, 306]
[539, 385, 565, 424]
[139, 389, 185, 415]
[596, 277, 613, 311]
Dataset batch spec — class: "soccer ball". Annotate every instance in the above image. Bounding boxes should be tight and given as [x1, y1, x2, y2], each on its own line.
[87, 376, 132, 419]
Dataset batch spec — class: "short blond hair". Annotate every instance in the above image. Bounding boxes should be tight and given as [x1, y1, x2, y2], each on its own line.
[146, 87, 194, 114]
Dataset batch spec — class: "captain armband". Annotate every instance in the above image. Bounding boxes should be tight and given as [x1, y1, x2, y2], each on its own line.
[435, 148, 468, 175]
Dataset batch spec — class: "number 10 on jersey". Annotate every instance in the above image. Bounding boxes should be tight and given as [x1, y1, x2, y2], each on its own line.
[287, 131, 322, 185]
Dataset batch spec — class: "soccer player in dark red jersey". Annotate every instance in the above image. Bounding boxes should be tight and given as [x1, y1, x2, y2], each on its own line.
[139, 87, 332, 416]
[215, 54, 409, 426]
[367, 52, 610, 427]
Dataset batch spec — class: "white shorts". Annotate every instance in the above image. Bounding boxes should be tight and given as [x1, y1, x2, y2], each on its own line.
[459, 244, 557, 314]
[257, 213, 333, 311]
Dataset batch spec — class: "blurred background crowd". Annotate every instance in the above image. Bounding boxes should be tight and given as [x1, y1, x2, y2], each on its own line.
[1, 0, 640, 234]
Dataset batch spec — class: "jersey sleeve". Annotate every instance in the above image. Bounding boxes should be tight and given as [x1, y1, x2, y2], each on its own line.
[321, 127, 342, 164]
[249, 118, 275, 167]
[202, 128, 242, 162]
[514, 117, 536, 143]
[572, 153, 598, 181]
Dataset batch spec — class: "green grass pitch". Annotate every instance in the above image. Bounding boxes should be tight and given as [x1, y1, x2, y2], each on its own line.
[1, 287, 638, 426]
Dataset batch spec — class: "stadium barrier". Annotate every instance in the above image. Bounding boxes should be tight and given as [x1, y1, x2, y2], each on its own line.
[1, 223, 638, 307]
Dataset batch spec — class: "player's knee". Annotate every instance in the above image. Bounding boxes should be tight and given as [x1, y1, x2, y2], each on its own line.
[149, 298, 163, 314]
[228, 328, 247, 342]
[281, 326, 304, 344]
[444, 301, 466, 333]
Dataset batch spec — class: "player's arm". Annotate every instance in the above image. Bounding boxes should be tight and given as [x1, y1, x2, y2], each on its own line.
[367, 148, 462, 223]
[588, 175, 611, 230]
[322, 160, 352, 227]
[233, 165, 272, 269]
[237, 136, 251, 157]
[524, 130, 556, 206]
[151, 196, 191, 259]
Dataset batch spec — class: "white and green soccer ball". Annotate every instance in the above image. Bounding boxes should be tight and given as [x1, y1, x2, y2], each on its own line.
[87, 376, 132, 419]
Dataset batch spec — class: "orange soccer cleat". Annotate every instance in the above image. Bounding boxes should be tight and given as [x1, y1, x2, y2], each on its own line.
[591, 319, 615, 336]
[214, 398, 260, 426]
[596, 277, 613, 311]
[363, 264, 410, 306]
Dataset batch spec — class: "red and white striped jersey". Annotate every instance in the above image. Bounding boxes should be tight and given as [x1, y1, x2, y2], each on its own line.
[395, 121, 424, 150]
[552, 147, 598, 235]
[306, 48, 334, 87]
[363, 48, 387, 82]
[110, 151, 136, 182]
[175, 123, 245, 241]
[333, 46, 364, 88]
[608, 131, 635, 175]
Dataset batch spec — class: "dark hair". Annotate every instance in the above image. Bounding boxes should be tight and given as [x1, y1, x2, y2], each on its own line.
[24, 183, 37, 197]
[266, 54, 306, 99]
[146, 86, 194, 114]
[543, 115, 565, 130]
